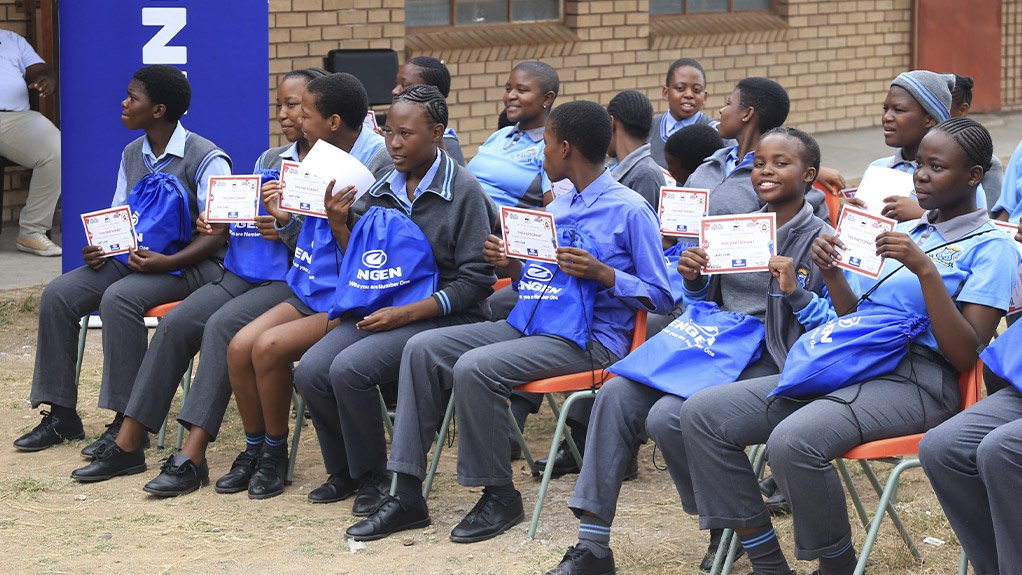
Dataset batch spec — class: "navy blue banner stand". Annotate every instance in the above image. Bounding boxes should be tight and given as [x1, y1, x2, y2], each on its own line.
[59, 0, 269, 272]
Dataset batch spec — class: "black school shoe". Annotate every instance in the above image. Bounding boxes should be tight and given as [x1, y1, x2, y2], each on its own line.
[545, 545, 616, 575]
[80, 416, 149, 460]
[352, 470, 391, 516]
[308, 474, 360, 504]
[346, 495, 431, 541]
[700, 541, 746, 572]
[534, 442, 640, 482]
[14, 410, 85, 452]
[247, 448, 289, 500]
[214, 450, 259, 494]
[449, 490, 524, 543]
[143, 454, 210, 497]
[70, 443, 146, 482]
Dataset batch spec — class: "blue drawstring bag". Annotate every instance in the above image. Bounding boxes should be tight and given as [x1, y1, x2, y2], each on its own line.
[328, 206, 439, 319]
[664, 240, 697, 306]
[506, 225, 598, 349]
[981, 320, 1022, 394]
[114, 173, 192, 274]
[770, 310, 930, 398]
[286, 216, 340, 313]
[608, 301, 765, 398]
[224, 169, 291, 284]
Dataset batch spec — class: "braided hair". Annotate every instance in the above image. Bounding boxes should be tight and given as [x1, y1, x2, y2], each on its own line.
[951, 74, 974, 108]
[607, 90, 654, 140]
[762, 126, 822, 190]
[934, 117, 993, 172]
[393, 84, 448, 128]
[407, 57, 451, 98]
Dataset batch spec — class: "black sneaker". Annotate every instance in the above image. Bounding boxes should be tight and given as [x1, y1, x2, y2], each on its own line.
[449, 490, 524, 543]
[70, 442, 146, 482]
[214, 450, 259, 494]
[13, 410, 85, 452]
[545, 545, 616, 575]
[247, 448, 289, 500]
[143, 454, 210, 497]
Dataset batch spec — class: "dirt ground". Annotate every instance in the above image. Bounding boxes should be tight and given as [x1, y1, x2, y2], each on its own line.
[0, 286, 968, 574]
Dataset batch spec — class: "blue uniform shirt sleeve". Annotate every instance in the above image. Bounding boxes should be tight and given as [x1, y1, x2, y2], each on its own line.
[997, 140, 1022, 221]
[788, 286, 837, 330]
[609, 206, 674, 314]
[956, 238, 1021, 312]
[196, 156, 233, 214]
[111, 159, 128, 208]
[682, 276, 711, 302]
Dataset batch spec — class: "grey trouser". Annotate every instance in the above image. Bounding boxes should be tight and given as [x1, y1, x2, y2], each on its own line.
[293, 312, 478, 480]
[0, 110, 61, 235]
[679, 347, 958, 560]
[569, 355, 777, 524]
[118, 271, 291, 436]
[386, 320, 617, 486]
[31, 258, 222, 412]
[920, 386, 1022, 575]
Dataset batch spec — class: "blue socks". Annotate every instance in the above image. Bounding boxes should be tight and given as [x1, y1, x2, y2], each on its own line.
[819, 540, 856, 575]
[263, 432, 287, 455]
[244, 431, 265, 454]
[739, 525, 790, 575]
[577, 515, 612, 559]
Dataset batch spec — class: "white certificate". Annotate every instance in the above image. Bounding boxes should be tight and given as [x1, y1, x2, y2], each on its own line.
[550, 178, 574, 199]
[363, 110, 378, 132]
[279, 160, 329, 218]
[661, 168, 677, 188]
[993, 220, 1022, 315]
[659, 187, 709, 237]
[300, 139, 377, 202]
[699, 213, 776, 274]
[500, 206, 558, 263]
[852, 165, 914, 214]
[834, 206, 896, 279]
[81, 206, 137, 257]
[205, 175, 261, 223]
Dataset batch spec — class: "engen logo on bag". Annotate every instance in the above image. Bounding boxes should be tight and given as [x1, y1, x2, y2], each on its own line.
[808, 316, 862, 349]
[356, 250, 404, 281]
[518, 263, 563, 296]
[667, 318, 720, 354]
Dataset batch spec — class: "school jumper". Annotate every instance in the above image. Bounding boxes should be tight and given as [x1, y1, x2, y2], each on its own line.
[386, 169, 672, 486]
[466, 124, 551, 209]
[443, 127, 465, 167]
[293, 150, 498, 481]
[570, 201, 832, 524]
[30, 123, 231, 414]
[648, 111, 718, 169]
[679, 208, 1018, 561]
[610, 143, 666, 208]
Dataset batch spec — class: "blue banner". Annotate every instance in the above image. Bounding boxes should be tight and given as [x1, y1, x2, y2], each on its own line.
[58, 0, 269, 271]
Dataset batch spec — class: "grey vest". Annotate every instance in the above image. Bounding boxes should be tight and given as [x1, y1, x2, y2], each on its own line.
[255, 144, 294, 172]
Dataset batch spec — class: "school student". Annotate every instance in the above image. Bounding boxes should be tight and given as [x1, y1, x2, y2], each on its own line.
[391, 56, 465, 166]
[218, 72, 394, 500]
[65, 69, 325, 492]
[466, 60, 559, 209]
[947, 73, 1004, 213]
[13, 65, 231, 453]
[605, 90, 665, 207]
[292, 85, 497, 513]
[546, 127, 834, 575]
[994, 138, 1022, 221]
[347, 100, 673, 543]
[678, 117, 1018, 575]
[649, 58, 717, 169]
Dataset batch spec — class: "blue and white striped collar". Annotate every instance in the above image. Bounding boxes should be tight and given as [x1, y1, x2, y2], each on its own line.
[369, 149, 455, 202]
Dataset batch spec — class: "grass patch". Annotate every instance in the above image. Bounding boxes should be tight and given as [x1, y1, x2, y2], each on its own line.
[2, 476, 56, 498]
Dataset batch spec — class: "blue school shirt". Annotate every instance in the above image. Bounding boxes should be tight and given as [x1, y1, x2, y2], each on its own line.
[846, 208, 1019, 352]
[870, 151, 987, 211]
[111, 122, 231, 214]
[658, 111, 717, 143]
[386, 150, 442, 211]
[724, 148, 755, 176]
[994, 139, 1022, 222]
[544, 170, 673, 358]
[467, 125, 551, 209]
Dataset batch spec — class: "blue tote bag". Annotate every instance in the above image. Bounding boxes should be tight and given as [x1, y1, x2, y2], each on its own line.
[506, 226, 598, 349]
[114, 173, 192, 273]
[664, 240, 697, 306]
[224, 169, 291, 284]
[328, 206, 439, 319]
[770, 310, 930, 398]
[981, 321, 1022, 394]
[608, 301, 765, 398]
[286, 216, 340, 313]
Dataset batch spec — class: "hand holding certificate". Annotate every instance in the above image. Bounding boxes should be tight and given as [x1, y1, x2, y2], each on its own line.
[659, 187, 709, 237]
[81, 206, 137, 257]
[278, 160, 329, 218]
[833, 206, 896, 278]
[205, 175, 261, 223]
[500, 206, 558, 263]
[278, 140, 377, 219]
[699, 213, 776, 274]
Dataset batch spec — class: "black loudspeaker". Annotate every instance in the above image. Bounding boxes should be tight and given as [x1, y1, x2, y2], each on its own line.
[324, 49, 399, 107]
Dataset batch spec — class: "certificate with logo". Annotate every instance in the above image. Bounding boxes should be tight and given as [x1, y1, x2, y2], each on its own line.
[834, 206, 896, 279]
[278, 160, 329, 218]
[993, 220, 1022, 315]
[699, 213, 776, 274]
[205, 175, 261, 223]
[500, 206, 558, 264]
[81, 206, 137, 257]
[659, 187, 709, 237]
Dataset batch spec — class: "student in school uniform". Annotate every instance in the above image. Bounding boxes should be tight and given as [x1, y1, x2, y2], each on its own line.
[346, 100, 673, 544]
[994, 138, 1022, 221]
[391, 56, 465, 166]
[605, 90, 665, 207]
[679, 117, 1018, 575]
[216, 72, 394, 501]
[292, 85, 497, 514]
[947, 74, 1003, 215]
[467, 60, 559, 209]
[546, 127, 834, 575]
[649, 58, 718, 169]
[13, 65, 231, 454]
[65, 68, 325, 492]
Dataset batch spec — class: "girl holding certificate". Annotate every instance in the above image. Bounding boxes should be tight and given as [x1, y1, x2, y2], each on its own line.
[679, 118, 1018, 575]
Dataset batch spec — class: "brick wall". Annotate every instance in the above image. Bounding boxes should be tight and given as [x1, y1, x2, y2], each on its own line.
[1005, 0, 1022, 107]
[1, 0, 32, 228]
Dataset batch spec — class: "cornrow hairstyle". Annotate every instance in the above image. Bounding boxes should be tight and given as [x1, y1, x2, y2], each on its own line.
[935, 117, 993, 172]
[736, 77, 790, 133]
[665, 58, 706, 87]
[549, 100, 612, 165]
[951, 74, 975, 107]
[407, 56, 451, 98]
[306, 72, 369, 131]
[133, 64, 191, 123]
[607, 90, 654, 141]
[513, 60, 560, 95]
[393, 84, 449, 128]
[284, 67, 329, 84]
[762, 126, 822, 190]
[664, 124, 724, 174]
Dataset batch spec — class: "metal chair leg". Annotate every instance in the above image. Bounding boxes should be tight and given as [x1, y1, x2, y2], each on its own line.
[853, 458, 921, 575]
[173, 357, 193, 450]
[422, 392, 456, 499]
[377, 385, 394, 441]
[287, 392, 305, 484]
[75, 316, 89, 386]
[711, 445, 767, 575]
[506, 404, 535, 470]
[959, 548, 969, 575]
[836, 459, 870, 528]
[858, 459, 921, 561]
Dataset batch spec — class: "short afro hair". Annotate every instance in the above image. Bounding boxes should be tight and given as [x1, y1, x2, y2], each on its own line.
[665, 58, 706, 87]
[549, 100, 611, 165]
[306, 72, 369, 131]
[664, 124, 724, 174]
[407, 56, 451, 98]
[761, 127, 822, 190]
[512, 60, 560, 96]
[133, 65, 191, 123]
[736, 77, 790, 133]
[283, 67, 329, 84]
[607, 90, 654, 141]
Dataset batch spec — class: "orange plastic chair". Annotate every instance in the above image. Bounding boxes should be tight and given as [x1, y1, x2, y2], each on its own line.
[814, 180, 843, 227]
